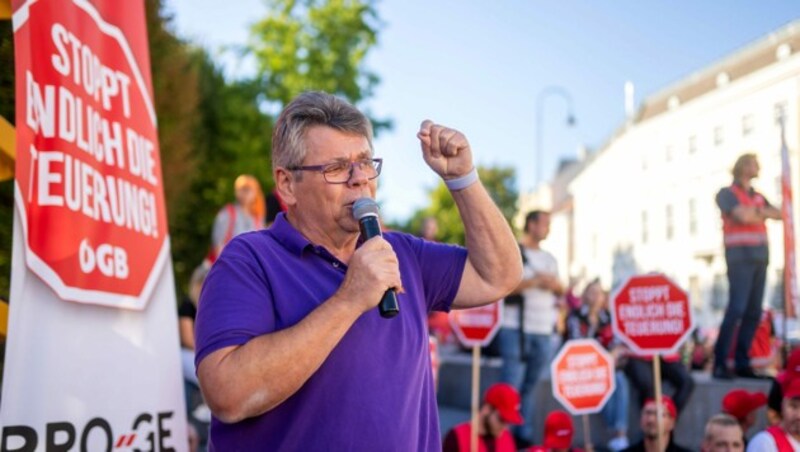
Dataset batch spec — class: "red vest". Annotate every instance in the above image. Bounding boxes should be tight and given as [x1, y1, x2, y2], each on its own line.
[453, 422, 516, 452]
[722, 184, 767, 247]
[767, 425, 796, 451]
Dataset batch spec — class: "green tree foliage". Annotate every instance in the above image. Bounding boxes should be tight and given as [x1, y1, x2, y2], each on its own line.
[145, 0, 273, 290]
[248, 0, 390, 131]
[406, 166, 519, 245]
[169, 52, 272, 284]
[0, 0, 387, 297]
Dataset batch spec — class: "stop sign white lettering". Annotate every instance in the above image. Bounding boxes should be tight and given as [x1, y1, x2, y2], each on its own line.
[610, 274, 694, 355]
[14, 0, 168, 309]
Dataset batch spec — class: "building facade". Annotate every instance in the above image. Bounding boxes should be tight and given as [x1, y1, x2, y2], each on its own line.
[538, 21, 800, 327]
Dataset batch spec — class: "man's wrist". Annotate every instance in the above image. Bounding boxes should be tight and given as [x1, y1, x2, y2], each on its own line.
[444, 167, 479, 191]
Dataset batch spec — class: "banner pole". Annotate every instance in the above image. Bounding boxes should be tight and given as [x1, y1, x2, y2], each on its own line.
[582, 414, 592, 451]
[471, 345, 480, 452]
[780, 114, 797, 363]
[653, 354, 664, 452]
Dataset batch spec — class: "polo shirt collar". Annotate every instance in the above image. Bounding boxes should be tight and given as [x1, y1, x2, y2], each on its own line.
[270, 213, 314, 256]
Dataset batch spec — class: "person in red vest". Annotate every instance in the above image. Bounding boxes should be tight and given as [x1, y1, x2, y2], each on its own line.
[768, 347, 800, 425]
[621, 396, 692, 452]
[713, 153, 782, 380]
[747, 377, 800, 450]
[205, 174, 266, 265]
[442, 383, 522, 452]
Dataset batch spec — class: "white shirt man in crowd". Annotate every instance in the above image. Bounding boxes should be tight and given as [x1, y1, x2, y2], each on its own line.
[498, 210, 564, 445]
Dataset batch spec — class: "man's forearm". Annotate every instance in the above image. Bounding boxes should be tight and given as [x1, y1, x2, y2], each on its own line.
[198, 294, 362, 423]
[451, 182, 522, 303]
[764, 205, 783, 220]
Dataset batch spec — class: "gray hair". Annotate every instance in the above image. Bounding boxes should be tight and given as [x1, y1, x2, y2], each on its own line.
[272, 91, 374, 172]
[703, 413, 741, 441]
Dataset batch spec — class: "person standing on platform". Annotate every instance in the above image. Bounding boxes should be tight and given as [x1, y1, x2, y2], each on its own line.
[713, 153, 781, 380]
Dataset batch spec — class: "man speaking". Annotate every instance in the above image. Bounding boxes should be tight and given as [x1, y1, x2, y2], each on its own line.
[194, 91, 522, 450]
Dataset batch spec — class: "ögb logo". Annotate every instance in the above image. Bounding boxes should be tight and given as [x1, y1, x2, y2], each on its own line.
[14, 0, 168, 309]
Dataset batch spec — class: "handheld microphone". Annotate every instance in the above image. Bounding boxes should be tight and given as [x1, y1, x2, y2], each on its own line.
[352, 198, 400, 319]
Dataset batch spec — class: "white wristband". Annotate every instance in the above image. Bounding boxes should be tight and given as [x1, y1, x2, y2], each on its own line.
[444, 167, 479, 191]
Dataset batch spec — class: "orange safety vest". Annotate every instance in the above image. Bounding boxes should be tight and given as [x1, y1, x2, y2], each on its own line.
[453, 422, 516, 452]
[767, 425, 796, 451]
[722, 184, 767, 247]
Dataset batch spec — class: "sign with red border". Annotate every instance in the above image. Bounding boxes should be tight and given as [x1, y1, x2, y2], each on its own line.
[13, 0, 168, 309]
[449, 300, 503, 348]
[550, 339, 615, 415]
[610, 274, 694, 355]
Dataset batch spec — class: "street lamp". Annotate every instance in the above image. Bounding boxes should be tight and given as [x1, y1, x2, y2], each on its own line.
[535, 86, 576, 188]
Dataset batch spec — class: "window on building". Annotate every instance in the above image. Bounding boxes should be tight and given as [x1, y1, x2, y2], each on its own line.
[666, 204, 674, 240]
[714, 126, 724, 146]
[689, 199, 697, 235]
[688, 135, 697, 154]
[642, 211, 648, 244]
[742, 114, 754, 136]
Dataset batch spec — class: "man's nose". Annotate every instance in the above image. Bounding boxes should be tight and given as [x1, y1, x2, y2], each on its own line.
[347, 163, 369, 186]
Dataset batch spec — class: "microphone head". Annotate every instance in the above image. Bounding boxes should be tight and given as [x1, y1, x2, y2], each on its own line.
[352, 198, 380, 220]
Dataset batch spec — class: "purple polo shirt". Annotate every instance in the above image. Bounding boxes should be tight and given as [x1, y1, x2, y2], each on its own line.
[195, 213, 468, 451]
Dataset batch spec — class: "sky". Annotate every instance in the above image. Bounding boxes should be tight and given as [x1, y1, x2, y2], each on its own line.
[166, 0, 800, 222]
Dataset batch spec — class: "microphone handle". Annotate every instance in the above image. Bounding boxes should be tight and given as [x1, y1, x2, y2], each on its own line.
[359, 214, 400, 318]
[379, 289, 400, 319]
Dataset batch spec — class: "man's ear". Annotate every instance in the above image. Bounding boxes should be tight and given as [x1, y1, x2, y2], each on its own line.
[275, 168, 297, 206]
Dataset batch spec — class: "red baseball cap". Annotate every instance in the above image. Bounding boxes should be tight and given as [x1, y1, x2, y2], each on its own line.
[786, 348, 800, 376]
[783, 377, 800, 399]
[644, 396, 678, 419]
[722, 389, 767, 421]
[543, 410, 573, 449]
[484, 383, 523, 425]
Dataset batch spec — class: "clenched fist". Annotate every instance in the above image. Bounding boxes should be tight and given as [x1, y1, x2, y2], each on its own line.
[417, 120, 474, 179]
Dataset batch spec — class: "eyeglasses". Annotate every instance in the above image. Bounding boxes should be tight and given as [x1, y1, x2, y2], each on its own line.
[288, 158, 383, 184]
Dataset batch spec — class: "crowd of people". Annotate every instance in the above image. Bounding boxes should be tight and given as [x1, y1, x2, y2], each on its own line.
[174, 91, 793, 451]
[431, 152, 792, 451]
[439, 354, 800, 451]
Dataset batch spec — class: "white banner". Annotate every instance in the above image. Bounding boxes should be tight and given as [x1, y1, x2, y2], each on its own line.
[1, 205, 187, 451]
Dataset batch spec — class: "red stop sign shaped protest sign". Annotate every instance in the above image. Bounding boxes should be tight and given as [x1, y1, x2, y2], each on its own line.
[14, 0, 168, 309]
[611, 274, 694, 355]
[550, 339, 615, 415]
[449, 301, 503, 348]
